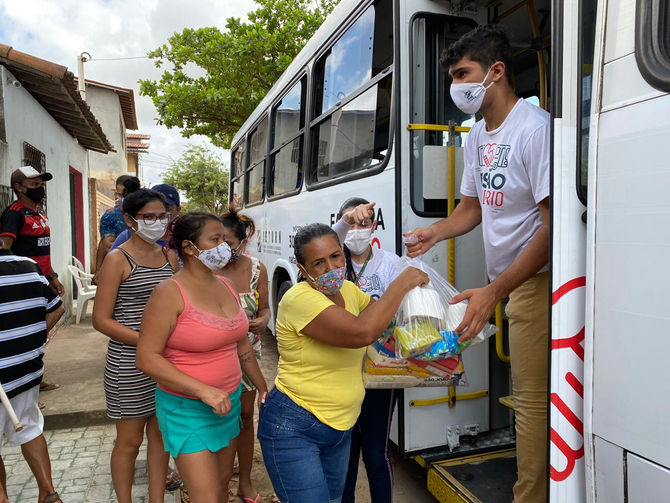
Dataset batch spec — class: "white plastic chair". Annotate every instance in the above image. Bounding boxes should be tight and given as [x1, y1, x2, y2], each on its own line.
[67, 265, 97, 324]
[70, 256, 94, 287]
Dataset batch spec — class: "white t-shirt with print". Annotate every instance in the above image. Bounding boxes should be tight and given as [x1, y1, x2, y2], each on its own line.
[351, 247, 402, 300]
[460, 99, 550, 281]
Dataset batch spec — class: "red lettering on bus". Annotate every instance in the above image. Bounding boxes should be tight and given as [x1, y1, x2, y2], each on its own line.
[550, 428, 585, 482]
[552, 327, 585, 361]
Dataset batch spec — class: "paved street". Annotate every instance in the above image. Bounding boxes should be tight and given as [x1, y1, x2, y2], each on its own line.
[1, 424, 179, 503]
[1, 313, 434, 503]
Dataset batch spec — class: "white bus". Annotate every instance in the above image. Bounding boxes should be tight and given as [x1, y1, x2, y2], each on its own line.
[229, 0, 670, 501]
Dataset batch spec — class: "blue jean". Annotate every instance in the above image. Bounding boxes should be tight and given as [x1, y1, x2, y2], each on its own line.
[257, 388, 353, 503]
[342, 389, 398, 503]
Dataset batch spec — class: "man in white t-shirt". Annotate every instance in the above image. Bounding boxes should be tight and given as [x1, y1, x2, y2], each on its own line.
[406, 25, 550, 503]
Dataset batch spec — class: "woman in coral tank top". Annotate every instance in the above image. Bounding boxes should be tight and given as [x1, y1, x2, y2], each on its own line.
[137, 212, 267, 503]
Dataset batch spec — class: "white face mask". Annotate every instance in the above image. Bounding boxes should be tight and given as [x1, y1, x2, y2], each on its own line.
[449, 67, 495, 115]
[132, 218, 168, 244]
[344, 228, 372, 255]
[191, 241, 231, 270]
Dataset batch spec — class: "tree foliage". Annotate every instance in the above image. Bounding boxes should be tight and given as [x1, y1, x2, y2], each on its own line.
[163, 145, 229, 214]
[140, 0, 339, 148]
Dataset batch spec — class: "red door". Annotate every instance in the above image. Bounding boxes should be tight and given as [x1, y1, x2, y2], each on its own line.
[69, 167, 85, 268]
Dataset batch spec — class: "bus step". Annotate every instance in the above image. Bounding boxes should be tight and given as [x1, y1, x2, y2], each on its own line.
[427, 449, 517, 503]
[498, 395, 516, 410]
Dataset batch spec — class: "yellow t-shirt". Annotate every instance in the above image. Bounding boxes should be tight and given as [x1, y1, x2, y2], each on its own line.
[274, 280, 371, 431]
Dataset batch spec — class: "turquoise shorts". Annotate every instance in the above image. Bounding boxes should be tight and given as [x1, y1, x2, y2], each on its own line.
[155, 385, 242, 458]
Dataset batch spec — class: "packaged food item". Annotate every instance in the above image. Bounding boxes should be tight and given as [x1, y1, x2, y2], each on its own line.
[394, 320, 442, 358]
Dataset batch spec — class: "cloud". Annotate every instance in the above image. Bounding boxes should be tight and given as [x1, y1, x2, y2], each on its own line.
[0, 0, 255, 184]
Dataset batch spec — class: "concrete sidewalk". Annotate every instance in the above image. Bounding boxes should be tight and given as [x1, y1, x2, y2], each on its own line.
[40, 311, 109, 430]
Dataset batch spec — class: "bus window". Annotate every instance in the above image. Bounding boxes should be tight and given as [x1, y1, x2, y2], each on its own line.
[311, 74, 391, 183]
[410, 15, 477, 217]
[270, 77, 306, 198]
[310, 0, 393, 185]
[577, 0, 596, 205]
[635, 0, 670, 93]
[246, 116, 268, 205]
[230, 142, 246, 208]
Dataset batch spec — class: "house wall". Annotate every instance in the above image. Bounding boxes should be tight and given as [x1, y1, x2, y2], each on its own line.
[0, 66, 92, 315]
[86, 85, 127, 181]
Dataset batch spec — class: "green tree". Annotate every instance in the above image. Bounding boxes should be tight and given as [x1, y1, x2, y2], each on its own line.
[163, 145, 229, 214]
[140, 0, 339, 148]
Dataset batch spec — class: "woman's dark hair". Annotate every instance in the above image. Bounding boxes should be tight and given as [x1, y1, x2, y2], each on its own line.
[220, 207, 256, 243]
[441, 24, 514, 86]
[294, 223, 340, 281]
[169, 212, 222, 259]
[122, 189, 166, 217]
[120, 176, 141, 197]
[338, 197, 374, 283]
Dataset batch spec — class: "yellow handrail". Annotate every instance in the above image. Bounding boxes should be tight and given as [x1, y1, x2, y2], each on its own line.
[495, 301, 510, 363]
[409, 390, 489, 408]
[447, 145, 456, 284]
[406, 123, 471, 133]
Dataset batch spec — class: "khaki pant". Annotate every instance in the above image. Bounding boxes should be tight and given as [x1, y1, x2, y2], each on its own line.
[505, 271, 550, 503]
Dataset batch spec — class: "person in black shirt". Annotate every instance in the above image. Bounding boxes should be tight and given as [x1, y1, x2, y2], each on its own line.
[0, 241, 64, 503]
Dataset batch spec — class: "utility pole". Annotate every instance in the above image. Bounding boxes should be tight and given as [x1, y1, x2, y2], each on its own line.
[76, 52, 91, 100]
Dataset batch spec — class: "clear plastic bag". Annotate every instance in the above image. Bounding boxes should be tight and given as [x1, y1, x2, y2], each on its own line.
[392, 256, 497, 360]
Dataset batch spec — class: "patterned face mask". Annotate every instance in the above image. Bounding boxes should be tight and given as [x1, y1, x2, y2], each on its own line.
[190, 241, 231, 271]
[304, 266, 346, 296]
[228, 242, 245, 264]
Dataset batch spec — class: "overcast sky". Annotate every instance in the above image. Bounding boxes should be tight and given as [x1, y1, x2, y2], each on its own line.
[0, 0, 257, 186]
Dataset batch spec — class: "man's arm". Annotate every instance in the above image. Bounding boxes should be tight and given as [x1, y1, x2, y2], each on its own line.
[450, 197, 549, 342]
[93, 235, 115, 283]
[46, 304, 65, 332]
[405, 196, 482, 257]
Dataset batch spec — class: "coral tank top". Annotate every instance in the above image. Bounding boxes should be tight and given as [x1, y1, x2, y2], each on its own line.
[159, 276, 249, 397]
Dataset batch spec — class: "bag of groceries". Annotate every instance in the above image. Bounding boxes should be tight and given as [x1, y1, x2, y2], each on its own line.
[362, 256, 497, 389]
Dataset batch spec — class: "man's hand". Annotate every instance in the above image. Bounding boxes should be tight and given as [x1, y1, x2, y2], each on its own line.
[450, 285, 500, 343]
[342, 202, 375, 225]
[50, 277, 64, 297]
[404, 227, 439, 258]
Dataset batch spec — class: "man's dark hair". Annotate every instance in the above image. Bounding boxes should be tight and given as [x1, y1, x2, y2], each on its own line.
[441, 24, 514, 86]
[115, 174, 133, 187]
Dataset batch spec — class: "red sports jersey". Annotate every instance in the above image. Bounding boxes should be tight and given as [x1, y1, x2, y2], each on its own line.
[0, 201, 53, 276]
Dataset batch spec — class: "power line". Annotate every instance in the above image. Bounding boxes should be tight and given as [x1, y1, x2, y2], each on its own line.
[89, 55, 149, 62]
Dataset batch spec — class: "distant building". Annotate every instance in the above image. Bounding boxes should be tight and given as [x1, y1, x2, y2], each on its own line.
[126, 133, 150, 180]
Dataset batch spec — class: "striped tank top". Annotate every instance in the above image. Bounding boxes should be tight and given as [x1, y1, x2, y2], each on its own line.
[103, 248, 173, 419]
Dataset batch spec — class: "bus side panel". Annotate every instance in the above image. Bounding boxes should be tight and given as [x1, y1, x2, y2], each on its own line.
[590, 91, 670, 471]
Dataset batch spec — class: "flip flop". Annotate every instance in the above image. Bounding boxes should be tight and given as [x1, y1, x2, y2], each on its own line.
[38, 402, 45, 410]
[40, 492, 62, 503]
[239, 494, 262, 503]
[39, 382, 60, 392]
[166, 468, 182, 491]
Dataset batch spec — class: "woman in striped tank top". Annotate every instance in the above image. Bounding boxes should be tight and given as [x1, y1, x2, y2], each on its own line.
[93, 189, 179, 503]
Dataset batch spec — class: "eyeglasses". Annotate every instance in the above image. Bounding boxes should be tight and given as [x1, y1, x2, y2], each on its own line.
[134, 213, 172, 225]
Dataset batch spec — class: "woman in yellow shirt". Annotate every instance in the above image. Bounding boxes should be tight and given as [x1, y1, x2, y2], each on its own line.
[257, 223, 427, 503]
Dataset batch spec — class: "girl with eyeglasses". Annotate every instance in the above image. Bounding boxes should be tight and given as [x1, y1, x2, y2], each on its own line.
[93, 189, 179, 503]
